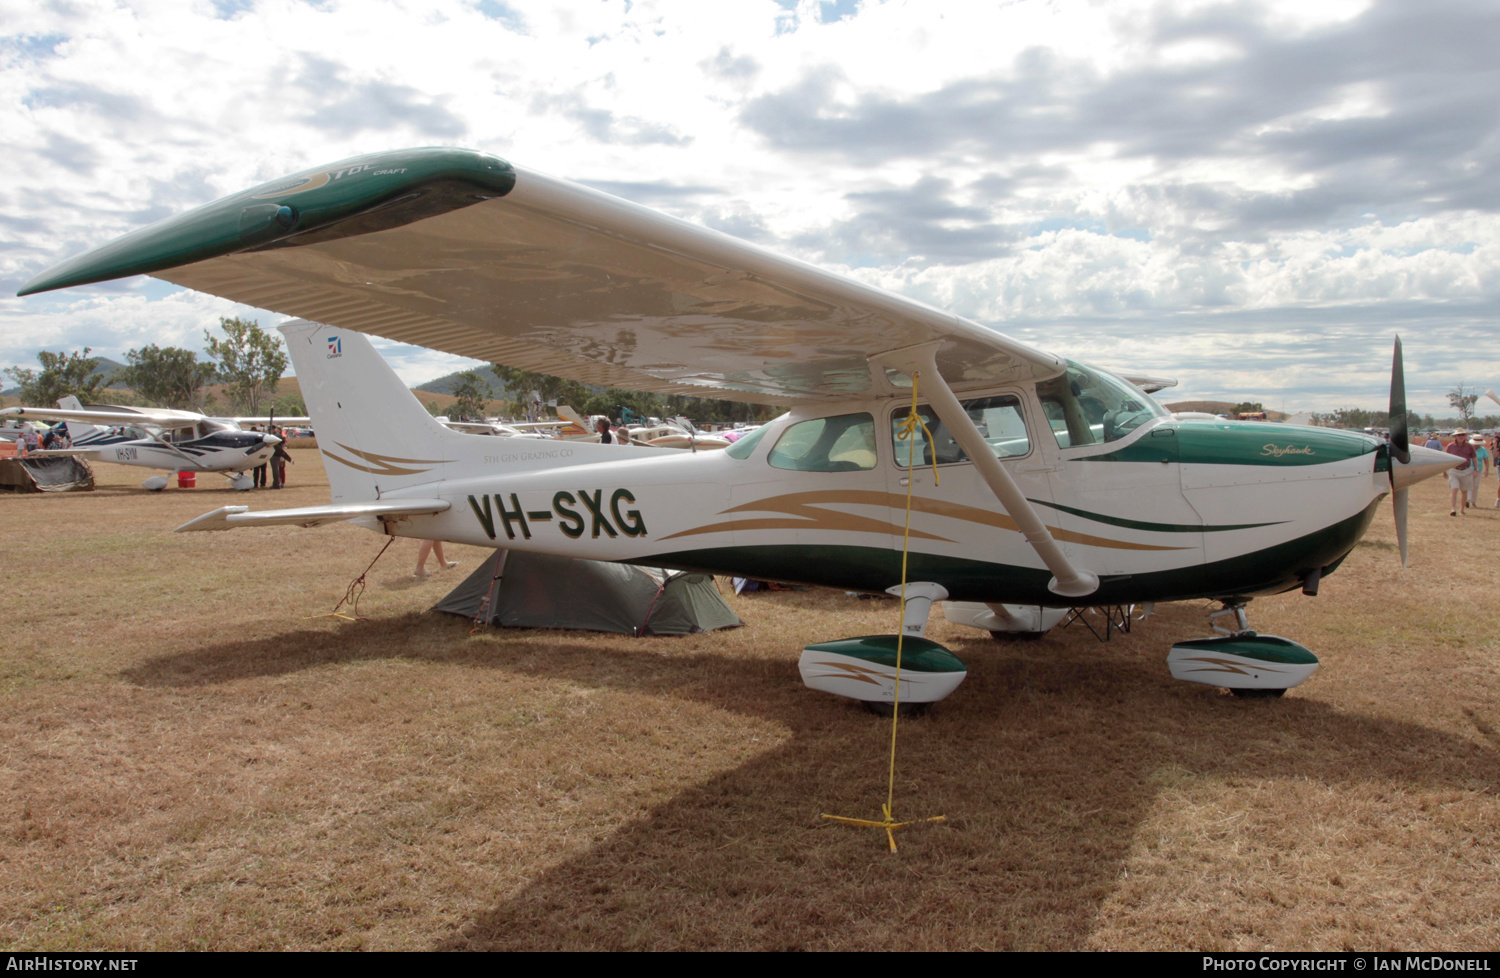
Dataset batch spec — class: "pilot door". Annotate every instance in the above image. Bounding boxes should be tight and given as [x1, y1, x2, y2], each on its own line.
[1032, 368, 1205, 578]
[885, 391, 1060, 586]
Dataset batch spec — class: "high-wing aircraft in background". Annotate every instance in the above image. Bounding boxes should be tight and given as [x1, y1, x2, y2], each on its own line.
[16, 148, 1460, 704]
[0, 398, 299, 490]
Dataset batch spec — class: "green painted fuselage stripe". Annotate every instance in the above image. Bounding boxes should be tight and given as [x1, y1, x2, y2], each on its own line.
[633, 500, 1381, 605]
[1024, 498, 1286, 534]
[1084, 421, 1379, 466]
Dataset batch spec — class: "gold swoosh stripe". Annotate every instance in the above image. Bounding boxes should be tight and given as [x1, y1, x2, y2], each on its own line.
[322, 442, 456, 477]
[670, 489, 1188, 551]
[660, 515, 952, 543]
[322, 452, 431, 477]
[336, 443, 455, 466]
[1176, 656, 1296, 676]
[806, 661, 931, 687]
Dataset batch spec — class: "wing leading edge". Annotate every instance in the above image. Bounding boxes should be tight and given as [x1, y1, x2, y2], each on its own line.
[21, 147, 1065, 404]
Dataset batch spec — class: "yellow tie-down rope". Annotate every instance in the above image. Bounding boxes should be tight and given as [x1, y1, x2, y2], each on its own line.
[821, 372, 947, 852]
[305, 537, 396, 622]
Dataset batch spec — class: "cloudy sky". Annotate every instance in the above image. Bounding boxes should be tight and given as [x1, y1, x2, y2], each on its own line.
[2, 0, 1497, 414]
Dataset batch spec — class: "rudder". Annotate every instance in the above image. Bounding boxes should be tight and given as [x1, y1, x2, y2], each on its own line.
[281, 321, 478, 502]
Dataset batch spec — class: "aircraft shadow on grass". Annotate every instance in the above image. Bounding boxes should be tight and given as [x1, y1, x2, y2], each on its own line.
[121, 609, 1500, 951]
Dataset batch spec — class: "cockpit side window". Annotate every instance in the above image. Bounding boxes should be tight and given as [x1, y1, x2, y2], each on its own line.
[1037, 361, 1169, 449]
[724, 423, 771, 459]
[890, 394, 1030, 466]
[768, 413, 877, 472]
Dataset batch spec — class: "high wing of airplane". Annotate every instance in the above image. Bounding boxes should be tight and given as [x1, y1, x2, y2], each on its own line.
[18, 147, 1461, 704]
[0, 398, 291, 490]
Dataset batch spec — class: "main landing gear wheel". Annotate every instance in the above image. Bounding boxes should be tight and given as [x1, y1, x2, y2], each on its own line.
[860, 700, 932, 717]
[1231, 687, 1287, 699]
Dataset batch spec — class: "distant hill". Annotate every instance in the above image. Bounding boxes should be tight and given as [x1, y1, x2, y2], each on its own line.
[1, 355, 130, 397]
[413, 367, 507, 397]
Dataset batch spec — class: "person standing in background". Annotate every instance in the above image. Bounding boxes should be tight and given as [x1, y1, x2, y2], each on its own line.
[1445, 429, 1478, 516]
[270, 427, 293, 489]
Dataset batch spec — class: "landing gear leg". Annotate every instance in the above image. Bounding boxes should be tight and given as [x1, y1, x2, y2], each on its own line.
[1209, 598, 1254, 637]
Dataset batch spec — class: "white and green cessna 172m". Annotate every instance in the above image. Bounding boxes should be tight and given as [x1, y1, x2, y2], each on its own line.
[18, 148, 1458, 704]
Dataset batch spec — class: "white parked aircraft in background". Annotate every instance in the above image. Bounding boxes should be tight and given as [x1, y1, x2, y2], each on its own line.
[0, 398, 299, 490]
[437, 418, 550, 438]
[17, 147, 1460, 705]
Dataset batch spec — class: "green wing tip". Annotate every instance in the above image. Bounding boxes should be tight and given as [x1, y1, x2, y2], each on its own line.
[15, 147, 517, 299]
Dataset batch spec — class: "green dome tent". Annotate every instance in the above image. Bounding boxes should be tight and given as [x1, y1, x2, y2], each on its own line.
[432, 550, 741, 636]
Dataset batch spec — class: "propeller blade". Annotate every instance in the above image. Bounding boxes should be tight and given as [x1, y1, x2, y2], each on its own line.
[1393, 488, 1409, 568]
[1388, 335, 1410, 465]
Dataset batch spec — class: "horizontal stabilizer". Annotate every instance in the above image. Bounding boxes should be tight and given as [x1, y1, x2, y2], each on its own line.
[176, 498, 450, 533]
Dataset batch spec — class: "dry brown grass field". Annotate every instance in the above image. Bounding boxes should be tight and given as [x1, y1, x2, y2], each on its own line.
[2, 450, 1498, 951]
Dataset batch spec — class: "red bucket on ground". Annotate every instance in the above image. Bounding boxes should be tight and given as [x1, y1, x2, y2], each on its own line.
[177, 471, 196, 488]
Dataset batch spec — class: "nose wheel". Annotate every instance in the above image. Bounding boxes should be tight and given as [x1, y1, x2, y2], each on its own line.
[1167, 599, 1317, 696]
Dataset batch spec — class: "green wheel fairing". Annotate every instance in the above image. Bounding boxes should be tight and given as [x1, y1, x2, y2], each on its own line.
[802, 636, 966, 673]
[19, 148, 516, 296]
[637, 499, 1381, 605]
[1169, 635, 1318, 665]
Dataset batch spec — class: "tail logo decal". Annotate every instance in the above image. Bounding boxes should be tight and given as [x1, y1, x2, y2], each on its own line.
[323, 442, 454, 477]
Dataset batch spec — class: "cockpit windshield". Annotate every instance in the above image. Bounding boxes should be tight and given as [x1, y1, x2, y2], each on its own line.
[1035, 361, 1169, 449]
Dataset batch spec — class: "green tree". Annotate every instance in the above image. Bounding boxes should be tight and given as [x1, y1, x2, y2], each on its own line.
[450, 371, 492, 421]
[491, 362, 777, 425]
[5, 348, 106, 406]
[204, 317, 288, 415]
[118, 344, 216, 409]
[1331, 406, 1374, 429]
[491, 364, 591, 418]
[272, 392, 307, 417]
[1232, 401, 1264, 416]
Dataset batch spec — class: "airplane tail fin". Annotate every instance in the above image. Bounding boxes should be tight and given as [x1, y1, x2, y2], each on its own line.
[280, 321, 489, 503]
[55, 395, 105, 444]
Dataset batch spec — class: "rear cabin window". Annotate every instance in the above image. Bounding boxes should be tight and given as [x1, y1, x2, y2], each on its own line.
[767, 413, 877, 472]
[890, 395, 1030, 467]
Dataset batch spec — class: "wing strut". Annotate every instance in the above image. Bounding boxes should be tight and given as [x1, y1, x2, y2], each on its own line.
[871, 343, 1100, 599]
